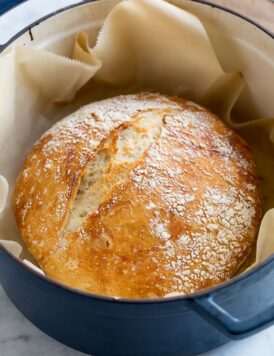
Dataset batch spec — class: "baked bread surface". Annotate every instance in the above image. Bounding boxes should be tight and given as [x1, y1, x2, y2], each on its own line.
[14, 93, 261, 298]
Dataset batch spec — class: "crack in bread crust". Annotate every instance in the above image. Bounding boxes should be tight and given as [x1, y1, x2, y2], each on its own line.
[65, 111, 164, 233]
[14, 93, 261, 298]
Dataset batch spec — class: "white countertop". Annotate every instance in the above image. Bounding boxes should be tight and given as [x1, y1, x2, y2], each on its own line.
[1, 1, 274, 355]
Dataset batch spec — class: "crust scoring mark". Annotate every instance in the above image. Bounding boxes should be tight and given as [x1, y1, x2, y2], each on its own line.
[65, 110, 164, 233]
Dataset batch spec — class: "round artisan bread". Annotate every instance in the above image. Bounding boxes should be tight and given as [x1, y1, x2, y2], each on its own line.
[14, 93, 261, 298]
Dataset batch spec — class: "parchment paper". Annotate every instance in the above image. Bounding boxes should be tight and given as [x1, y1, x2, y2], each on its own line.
[0, 0, 273, 282]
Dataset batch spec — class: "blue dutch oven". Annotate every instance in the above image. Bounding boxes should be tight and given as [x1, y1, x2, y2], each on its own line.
[0, 1, 274, 355]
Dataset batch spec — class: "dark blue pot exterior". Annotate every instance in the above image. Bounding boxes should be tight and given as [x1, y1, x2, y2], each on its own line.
[0, 249, 229, 355]
[2, 248, 274, 356]
[0, 0, 25, 14]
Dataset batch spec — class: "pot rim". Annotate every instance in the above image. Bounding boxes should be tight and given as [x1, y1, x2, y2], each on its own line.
[0, 0, 273, 304]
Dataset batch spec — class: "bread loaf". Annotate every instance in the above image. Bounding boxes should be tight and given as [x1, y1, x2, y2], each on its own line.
[14, 93, 261, 298]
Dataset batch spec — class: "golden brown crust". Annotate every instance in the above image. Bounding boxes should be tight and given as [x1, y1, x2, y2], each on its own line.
[14, 93, 261, 298]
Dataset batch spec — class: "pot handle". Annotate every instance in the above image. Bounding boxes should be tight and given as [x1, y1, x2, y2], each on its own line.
[0, 0, 25, 15]
[189, 258, 274, 339]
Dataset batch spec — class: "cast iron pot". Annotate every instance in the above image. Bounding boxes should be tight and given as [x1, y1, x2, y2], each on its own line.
[0, 1, 274, 355]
